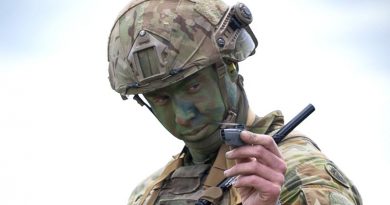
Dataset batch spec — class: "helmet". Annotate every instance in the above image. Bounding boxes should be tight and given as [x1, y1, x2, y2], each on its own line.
[107, 0, 258, 99]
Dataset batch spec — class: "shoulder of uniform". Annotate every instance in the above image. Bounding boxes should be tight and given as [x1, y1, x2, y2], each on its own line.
[278, 130, 321, 153]
[277, 131, 362, 205]
[278, 131, 328, 189]
[127, 167, 164, 205]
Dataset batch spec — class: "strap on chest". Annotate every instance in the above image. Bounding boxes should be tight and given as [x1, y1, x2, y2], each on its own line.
[199, 144, 241, 204]
[138, 152, 184, 205]
[139, 144, 241, 205]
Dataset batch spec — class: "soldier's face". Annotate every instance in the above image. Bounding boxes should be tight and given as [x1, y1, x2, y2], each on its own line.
[144, 67, 225, 143]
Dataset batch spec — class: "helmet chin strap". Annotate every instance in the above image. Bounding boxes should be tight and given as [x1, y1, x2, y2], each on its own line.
[213, 62, 248, 128]
[214, 62, 236, 126]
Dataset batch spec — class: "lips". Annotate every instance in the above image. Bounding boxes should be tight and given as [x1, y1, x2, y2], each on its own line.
[181, 124, 208, 136]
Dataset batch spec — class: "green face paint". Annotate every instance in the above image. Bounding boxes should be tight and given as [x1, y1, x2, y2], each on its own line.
[144, 67, 226, 145]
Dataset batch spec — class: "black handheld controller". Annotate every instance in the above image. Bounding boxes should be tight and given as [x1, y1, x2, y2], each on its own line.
[221, 104, 315, 147]
[220, 124, 246, 147]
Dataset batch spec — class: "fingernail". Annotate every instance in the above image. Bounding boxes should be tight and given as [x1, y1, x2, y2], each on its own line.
[225, 150, 232, 158]
[241, 130, 249, 135]
[240, 130, 247, 137]
[232, 177, 237, 186]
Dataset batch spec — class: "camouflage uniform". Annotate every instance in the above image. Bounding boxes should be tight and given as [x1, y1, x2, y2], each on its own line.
[126, 111, 362, 205]
[107, 0, 362, 204]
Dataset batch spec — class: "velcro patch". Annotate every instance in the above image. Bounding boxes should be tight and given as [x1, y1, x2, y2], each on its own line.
[325, 163, 350, 188]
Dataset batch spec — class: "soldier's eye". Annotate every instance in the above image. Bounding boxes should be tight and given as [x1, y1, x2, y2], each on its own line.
[152, 95, 169, 105]
[187, 83, 200, 93]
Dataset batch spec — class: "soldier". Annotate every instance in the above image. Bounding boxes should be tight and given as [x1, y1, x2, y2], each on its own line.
[107, 0, 362, 204]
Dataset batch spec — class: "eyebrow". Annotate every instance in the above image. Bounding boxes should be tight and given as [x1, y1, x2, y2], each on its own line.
[145, 72, 201, 97]
[180, 72, 200, 85]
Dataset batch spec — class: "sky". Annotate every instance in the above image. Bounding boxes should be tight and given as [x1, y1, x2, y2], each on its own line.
[0, 0, 389, 204]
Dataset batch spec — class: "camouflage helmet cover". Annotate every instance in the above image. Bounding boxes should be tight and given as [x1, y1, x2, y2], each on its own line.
[108, 0, 256, 96]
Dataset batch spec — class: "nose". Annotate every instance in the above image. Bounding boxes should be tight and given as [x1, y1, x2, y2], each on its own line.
[172, 97, 196, 126]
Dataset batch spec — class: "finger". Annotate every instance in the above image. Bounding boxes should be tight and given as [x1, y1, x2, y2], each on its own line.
[240, 131, 282, 158]
[226, 145, 286, 173]
[235, 158, 256, 164]
[234, 175, 282, 202]
[224, 160, 285, 186]
[229, 146, 254, 164]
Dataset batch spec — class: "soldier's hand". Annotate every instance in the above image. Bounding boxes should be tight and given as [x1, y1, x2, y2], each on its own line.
[224, 131, 286, 205]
